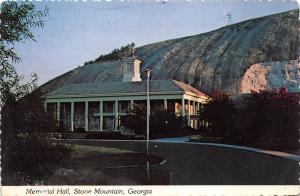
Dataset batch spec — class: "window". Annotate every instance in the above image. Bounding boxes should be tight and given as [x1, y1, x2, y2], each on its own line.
[119, 101, 130, 113]
[103, 101, 114, 113]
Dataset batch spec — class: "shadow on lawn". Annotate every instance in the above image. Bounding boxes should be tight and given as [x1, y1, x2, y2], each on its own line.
[46, 145, 170, 185]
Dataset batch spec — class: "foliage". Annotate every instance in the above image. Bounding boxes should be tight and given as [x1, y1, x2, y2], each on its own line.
[85, 132, 123, 140]
[122, 103, 147, 136]
[199, 92, 236, 138]
[0, 1, 48, 103]
[1, 87, 72, 185]
[1, 1, 72, 185]
[243, 88, 299, 145]
[199, 88, 299, 150]
[84, 43, 135, 65]
[122, 103, 185, 137]
[2, 134, 72, 185]
[151, 110, 184, 134]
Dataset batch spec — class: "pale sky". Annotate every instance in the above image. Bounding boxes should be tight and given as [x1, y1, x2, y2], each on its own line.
[14, 0, 299, 85]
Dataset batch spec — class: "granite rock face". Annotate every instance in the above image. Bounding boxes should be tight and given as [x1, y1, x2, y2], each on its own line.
[41, 10, 299, 95]
[241, 59, 300, 93]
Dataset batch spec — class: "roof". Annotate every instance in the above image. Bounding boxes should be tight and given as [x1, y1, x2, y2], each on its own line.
[46, 79, 206, 98]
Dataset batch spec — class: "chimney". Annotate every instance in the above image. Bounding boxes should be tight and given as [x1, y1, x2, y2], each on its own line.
[122, 57, 142, 82]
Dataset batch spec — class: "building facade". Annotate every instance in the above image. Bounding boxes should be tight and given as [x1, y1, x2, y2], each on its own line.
[45, 57, 208, 132]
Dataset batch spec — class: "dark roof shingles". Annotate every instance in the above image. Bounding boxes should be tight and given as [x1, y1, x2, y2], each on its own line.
[46, 80, 205, 97]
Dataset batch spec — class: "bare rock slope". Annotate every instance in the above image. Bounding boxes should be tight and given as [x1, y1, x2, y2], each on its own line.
[41, 10, 299, 95]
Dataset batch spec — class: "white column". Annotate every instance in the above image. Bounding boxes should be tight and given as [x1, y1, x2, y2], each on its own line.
[193, 101, 196, 115]
[100, 101, 103, 131]
[71, 102, 74, 132]
[130, 100, 134, 110]
[44, 102, 47, 112]
[187, 99, 191, 127]
[85, 101, 88, 131]
[115, 100, 119, 131]
[192, 101, 196, 128]
[164, 99, 168, 110]
[181, 98, 185, 117]
[57, 102, 60, 122]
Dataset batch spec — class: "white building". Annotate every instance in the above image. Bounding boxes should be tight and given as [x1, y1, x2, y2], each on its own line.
[45, 57, 208, 132]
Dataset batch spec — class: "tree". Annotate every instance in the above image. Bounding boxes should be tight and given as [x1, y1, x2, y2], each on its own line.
[243, 88, 299, 149]
[199, 92, 236, 138]
[1, 1, 72, 185]
[122, 103, 147, 136]
[122, 103, 186, 138]
[84, 43, 136, 65]
[0, 1, 48, 103]
[150, 110, 184, 134]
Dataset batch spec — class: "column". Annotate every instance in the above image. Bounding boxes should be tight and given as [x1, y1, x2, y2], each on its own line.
[130, 100, 134, 110]
[115, 100, 119, 131]
[85, 101, 88, 131]
[192, 101, 196, 128]
[57, 102, 60, 122]
[44, 102, 47, 112]
[187, 99, 191, 127]
[100, 101, 103, 131]
[70, 102, 74, 132]
[181, 98, 185, 117]
[164, 99, 168, 110]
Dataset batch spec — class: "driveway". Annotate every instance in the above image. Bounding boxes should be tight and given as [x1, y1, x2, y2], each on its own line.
[57, 138, 299, 185]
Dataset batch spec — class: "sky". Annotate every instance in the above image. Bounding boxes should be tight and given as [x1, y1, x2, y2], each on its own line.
[14, 0, 299, 85]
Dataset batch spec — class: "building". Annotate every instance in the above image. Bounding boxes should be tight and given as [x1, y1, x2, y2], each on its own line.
[45, 56, 208, 132]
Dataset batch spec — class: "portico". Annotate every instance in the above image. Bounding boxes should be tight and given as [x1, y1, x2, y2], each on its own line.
[46, 84, 206, 131]
[45, 57, 208, 132]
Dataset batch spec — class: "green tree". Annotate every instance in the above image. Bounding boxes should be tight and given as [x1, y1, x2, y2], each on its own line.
[1, 1, 71, 185]
[122, 103, 147, 136]
[84, 42, 136, 65]
[0, 1, 48, 103]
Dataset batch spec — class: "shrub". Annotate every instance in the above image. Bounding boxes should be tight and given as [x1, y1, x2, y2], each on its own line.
[122, 103, 147, 136]
[74, 127, 85, 133]
[1, 89, 72, 185]
[85, 132, 122, 139]
[199, 92, 236, 138]
[242, 88, 299, 149]
[150, 110, 185, 134]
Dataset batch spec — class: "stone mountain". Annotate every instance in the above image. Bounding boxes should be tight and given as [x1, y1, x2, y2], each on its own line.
[41, 9, 299, 95]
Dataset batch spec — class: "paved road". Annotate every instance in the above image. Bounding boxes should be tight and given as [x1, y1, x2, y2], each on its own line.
[57, 139, 299, 185]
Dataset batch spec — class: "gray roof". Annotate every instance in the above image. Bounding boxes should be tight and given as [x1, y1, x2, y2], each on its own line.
[46, 79, 206, 98]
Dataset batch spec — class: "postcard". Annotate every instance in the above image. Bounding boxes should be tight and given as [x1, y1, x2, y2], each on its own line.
[1, 0, 299, 195]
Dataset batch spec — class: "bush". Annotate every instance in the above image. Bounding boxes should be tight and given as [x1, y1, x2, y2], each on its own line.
[122, 104, 188, 138]
[74, 127, 85, 133]
[2, 135, 72, 185]
[122, 103, 147, 136]
[1, 89, 72, 185]
[150, 110, 184, 133]
[85, 132, 122, 139]
[198, 88, 300, 151]
[199, 92, 236, 138]
[242, 88, 299, 149]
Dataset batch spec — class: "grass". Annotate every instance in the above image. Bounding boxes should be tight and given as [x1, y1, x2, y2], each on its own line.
[46, 144, 165, 185]
[69, 144, 134, 158]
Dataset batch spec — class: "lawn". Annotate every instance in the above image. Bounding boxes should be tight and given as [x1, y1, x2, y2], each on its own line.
[46, 144, 167, 185]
